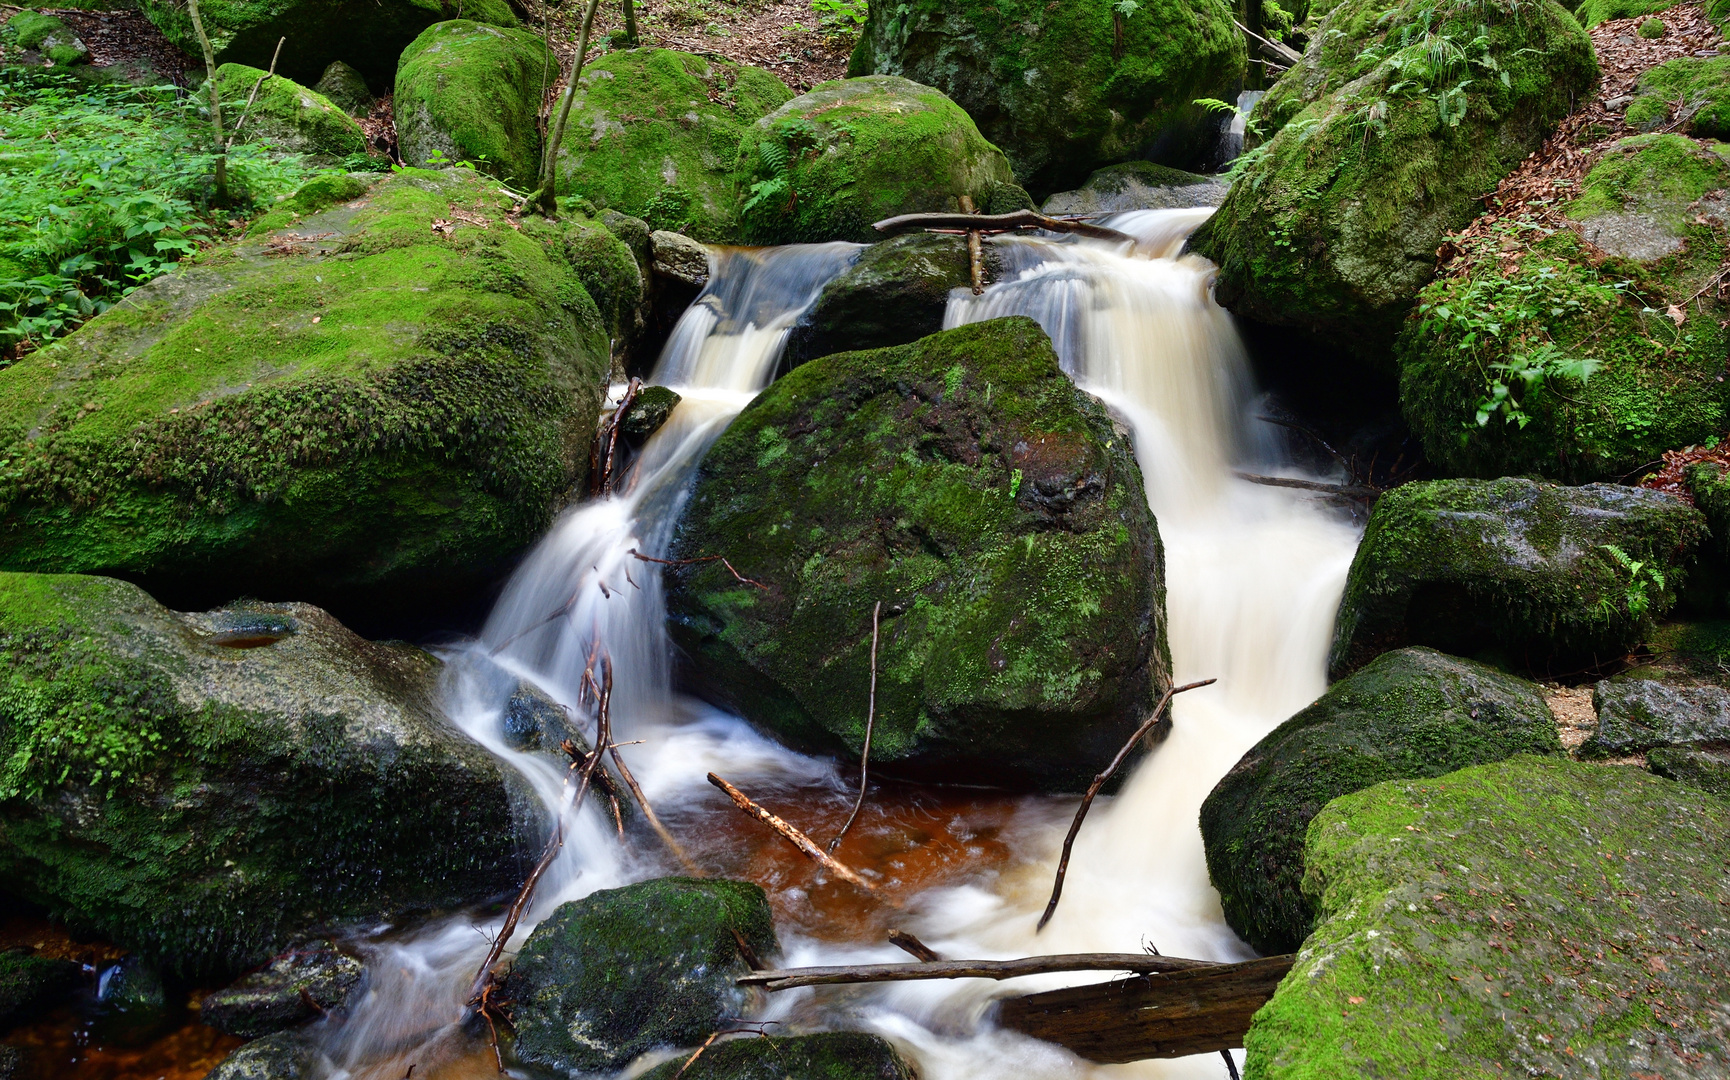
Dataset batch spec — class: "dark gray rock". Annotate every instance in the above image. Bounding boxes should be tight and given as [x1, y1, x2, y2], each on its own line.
[638, 1033, 916, 1080]
[1042, 161, 1228, 215]
[1586, 679, 1730, 757]
[619, 386, 681, 446]
[204, 1031, 321, 1080]
[1647, 742, 1730, 798]
[311, 59, 372, 116]
[0, 950, 81, 1026]
[200, 942, 363, 1038]
[650, 230, 710, 289]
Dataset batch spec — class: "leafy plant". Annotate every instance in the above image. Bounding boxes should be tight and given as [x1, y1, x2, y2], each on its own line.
[811, 0, 867, 38]
[1597, 543, 1666, 621]
[1114, 0, 1141, 15]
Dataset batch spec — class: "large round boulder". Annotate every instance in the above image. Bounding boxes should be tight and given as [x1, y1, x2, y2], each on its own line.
[1399, 135, 1730, 481]
[1200, 647, 1560, 956]
[1187, 0, 1596, 366]
[1245, 756, 1730, 1077]
[553, 48, 794, 241]
[394, 20, 554, 187]
[503, 877, 778, 1074]
[0, 571, 530, 976]
[846, 0, 1244, 195]
[1330, 478, 1705, 678]
[665, 316, 1170, 793]
[735, 75, 1020, 245]
[212, 65, 367, 159]
[0, 168, 619, 624]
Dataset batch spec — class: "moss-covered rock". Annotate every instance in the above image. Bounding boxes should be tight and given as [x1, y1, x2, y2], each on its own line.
[212, 64, 367, 158]
[0, 949, 81, 1026]
[503, 877, 777, 1075]
[1398, 135, 1730, 482]
[1330, 478, 1705, 677]
[619, 385, 679, 444]
[0, 168, 613, 621]
[205, 1031, 319, 1080]
[638, 1033, 916, 1080]
[847, 0, 1244, 195]
[1625, 56, 1730, 137]
[735, 76, 1018, 245]
[1585, 678, 1730, 757]
[311, 59, 371, 116]
[665, 317, 1169, 792]
[1576, 0, 1672, 27]
[1647, 742, 1730, 797]
[783, 234, 999, 368]
[1200, 647, 1559, 956]
[1, 11, 89, 65]
[1040, 161, 1228, 215]
[1244, 756, 1730, 1078]
[137, 0, 518, 89]
[394, 21, 552, 187]
[1188, 0, 1596, 366]
[200, 941, 363, 1037]
[552, 48, 793, 242]
[242, 172, 375, 238]
[0, 572, 530, 976]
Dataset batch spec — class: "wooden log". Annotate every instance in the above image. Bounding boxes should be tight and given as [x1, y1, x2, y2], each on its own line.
[959, 194, 985, 294]
[738, 952, 1215, 992]
[707, 773, 877, 892]
[887, 929, 943, 963]
[996, 954, 1294, 1063]
[872, 209, 1136, 245]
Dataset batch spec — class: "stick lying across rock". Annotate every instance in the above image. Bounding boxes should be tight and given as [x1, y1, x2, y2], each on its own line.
[738, 951, 1217, 992]
[872, 209, 1137, 245]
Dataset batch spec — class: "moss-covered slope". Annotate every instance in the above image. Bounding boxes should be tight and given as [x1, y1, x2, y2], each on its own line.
[394, 20, 553, 187]
[0, 168, 616, 618]
[1245, 756, 1730, 1078]
[847, 0, 1244, 194]
[665, 317, 1170, 793]
[1626, 56, 1730, 137]
[212, 64, 367, 159]
[553, 48, 793, 241]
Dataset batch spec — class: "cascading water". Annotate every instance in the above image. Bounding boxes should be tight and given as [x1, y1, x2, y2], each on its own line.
[314, 212, 1360, 1080]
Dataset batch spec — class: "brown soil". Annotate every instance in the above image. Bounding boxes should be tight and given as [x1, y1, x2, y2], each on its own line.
[0, 5, 192, 81]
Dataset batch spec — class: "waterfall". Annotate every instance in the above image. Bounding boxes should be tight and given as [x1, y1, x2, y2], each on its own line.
[311, 215, 1359, 1080]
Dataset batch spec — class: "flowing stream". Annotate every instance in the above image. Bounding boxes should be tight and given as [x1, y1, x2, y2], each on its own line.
[313, 212, 1360, 1080]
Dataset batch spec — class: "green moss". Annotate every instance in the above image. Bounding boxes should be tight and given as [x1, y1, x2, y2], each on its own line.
[666, 316, 1169, 792]
[551, 48, 792, 242]
[1576, 0, 1672, 27]
[244, 173, 376, 237]
[1245, 756, 1730, 1078]
[638, 1034, 916, 1080]
[736, 76, 1017, 245]
[1, 11, 89, 65]
[0, 169, 610, 615]
[1202, 648, 1559, 955]
[504, 878, 778, 1074]
[848, 0, 1244, 194]
[1623, 57, 1730, 137]
[1647, 743, 1730, 797]
[1399, 140, 1730, 481]
[1330, 478, 1705, 676]
[1190, 0, 1596, 366]
[212, 64, 367, 158]
[0, 949, 80, 1024]
[393, 20, 552, 187]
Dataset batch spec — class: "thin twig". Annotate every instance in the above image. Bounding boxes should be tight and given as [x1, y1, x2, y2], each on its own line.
[673, 1031, 723, 1080]
[591, 377, 641, 497]
[1222, 1049, 1242, 1080]
[629, 548, 769, 590]
[829, 600, 881, 854]
[873, 208, 1135, 244]
[707, 773, 877, 893]
[738, 952, 1220, 992]
[887, 929, 943, 962]
[1036, 678, 1216, 932]
[227, 35, 284, 149]
[608, 737, 705, 876]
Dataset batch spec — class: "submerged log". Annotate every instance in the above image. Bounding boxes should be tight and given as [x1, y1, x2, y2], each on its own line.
[872, 209, 1137, 245]
[995, 954, 1295, 1063]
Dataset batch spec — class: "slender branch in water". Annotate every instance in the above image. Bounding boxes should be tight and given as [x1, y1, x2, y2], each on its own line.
[707, 773, 877, 893]
[887, 928, 943, 962]
[591, 377, 641, 498]
[608, 735, 705, 876]
[1037, 678, 1217, 932]
[1233, 472, 1381, 501]
[1222, 1049, 1242, 1080]
[738, 951, 1219, 992]
[673, 1030, 722, 1080]
[629, 548, 769, 590]
[828, 601, 882, 854]
[872, 209, 1135, 244]
[1255, 415, 1352, 474]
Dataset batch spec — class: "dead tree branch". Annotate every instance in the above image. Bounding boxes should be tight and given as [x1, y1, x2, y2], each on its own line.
[959, 193, 985, 294]
[872, 209, 1136, 245]
[1037, 678, 1217, 932]
[591, 377, 641, 497]
[1233, 18, 1301, 65]
[1233, 472, 1381, 501]
[828, 600, 882, 854]
[227, 36, 284, 149]
[630, 548, 769, 590]
[887, 929, 943, 962]
[738, 952, 1217, 992]
[707, 773, 877, 893]
[608, 739, 704, 876]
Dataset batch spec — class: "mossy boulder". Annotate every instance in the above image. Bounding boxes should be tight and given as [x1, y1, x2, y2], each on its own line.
[212, 65, 367, 158]
[0, 950, 81, 1025]
[619, 385, 680, 444]
[735, 76, 1018, 245]
[205, 1031, 319, 1080]
[1586, 678, 1730, 757]
[394, 21, 553, 187]
[784, 234, 1000, 368]
[0, 572, 531, 976]
[1200, 647, 1559, 956]
[1188, 0, 1596, 366]
[1648, 742, 1730, 797]
[0, 168, 614, 621]
[1627, 57, 1730, 137]
[503, 877, 778, 1075]
[242, 172, 375, 238]
[1399, 135, 1730, 481]
[553, 48, 793, 241]
[1, 11, 89, 65]
[137, 0, 518, 89]
[665, 317, 1170, 793]
[1041, 161, 1228, 215]
[1330, 478, 1705, 678]
[638, 1033, 916, 1080]
[1244, 756, 1730, 1078]
[312, 59, 371, 116]
[200, 941, 363, 1037]
[846, 0, 1244, 195]
[1575, 0, 1672, 27]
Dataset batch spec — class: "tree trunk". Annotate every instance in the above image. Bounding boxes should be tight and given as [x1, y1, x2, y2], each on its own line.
[185, 0, 227, 204]
[534, 0, 604, 217]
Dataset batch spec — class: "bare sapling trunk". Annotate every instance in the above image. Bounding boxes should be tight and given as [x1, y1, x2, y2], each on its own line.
[185, 0, 227, 204]
[621, 0, 638, 46]
[533, 0, 605, 217]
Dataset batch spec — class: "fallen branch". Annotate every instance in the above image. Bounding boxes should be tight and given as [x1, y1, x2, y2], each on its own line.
[828, 601, 882, 854]
[872, 209, 1136, 245]
[707, 773, 876, 893]
[1233, 472, 1381, 501]
[738, 952, 1216, 992]
[1233, 17, 1301, 65]
[1037, 678, 1216, 932]
[591, 377, 642, 497]
[630, 548, 769, 590]
[887, 929, 943, 963]
[673, 1031, 722, 1080]
[227, 35, 285, 149]
[608, 737, 704, 876]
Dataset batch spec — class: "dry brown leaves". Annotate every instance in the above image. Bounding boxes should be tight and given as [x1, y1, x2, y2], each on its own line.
[1640, 440, 1730, 499]
[359, 94, 400, 162]
[0, 5, 193, 82]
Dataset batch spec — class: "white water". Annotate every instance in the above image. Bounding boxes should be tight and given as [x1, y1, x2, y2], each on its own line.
[314, 214, 1360, 1080]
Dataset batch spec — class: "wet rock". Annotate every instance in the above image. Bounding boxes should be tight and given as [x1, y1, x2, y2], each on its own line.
[394, 21, 553, 187]
[205, 1031, 321, 1080]
[1, 11, 89, 65]
[1585, 679, 1730, 758]
[601, 209, 653, 277]
[650, 230, 711, 289]
[735, 76, 1018, 245]
[1399, 135, 1730, 482]
[93, 956, 171, 1041]
[311, 59, 371, 116]
[1200, 647, 1560, 955]
[1042, 162, 1228, 215]
[1329, 478, 1705, 678]
[847, 0, 1244, 194]
[0, 571, 532, 976]
[554, 48, 793, 241]
[1245, 756, 1730, 1077]
[784, 234, 996, 368]
[666, 317, 1170, 792]
[0, 168, 613, 623]
[211, 65, 367, 159]
[638, 1033, 916, 1080]
[200, 942, 363, 1038]
[503, 877, 778, 1074]
[0, 950, 82, 1026]
[1647, 742, 1730, 797]
[619, 386, 681, 445]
